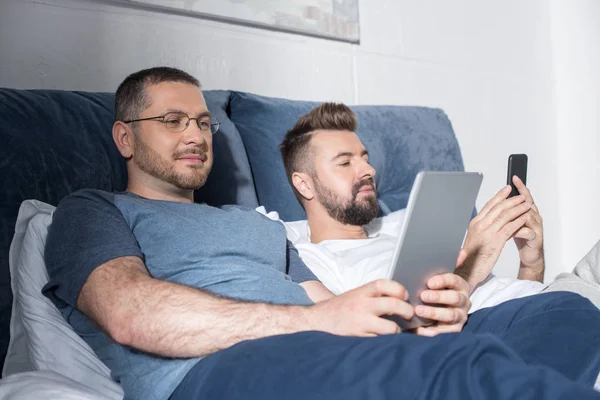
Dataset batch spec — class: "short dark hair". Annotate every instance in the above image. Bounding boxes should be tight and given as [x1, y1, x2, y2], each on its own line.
[280, 102, 357, 202]
[114, 66, 200, 122]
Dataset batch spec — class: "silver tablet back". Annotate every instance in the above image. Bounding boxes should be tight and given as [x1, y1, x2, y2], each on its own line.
[386, 171, 483, 330]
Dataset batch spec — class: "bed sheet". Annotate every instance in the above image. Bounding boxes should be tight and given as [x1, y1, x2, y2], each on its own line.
[0, 371, 118, 400]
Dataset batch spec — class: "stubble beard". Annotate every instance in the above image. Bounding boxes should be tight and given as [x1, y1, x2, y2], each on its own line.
[132, 134, 210, 190]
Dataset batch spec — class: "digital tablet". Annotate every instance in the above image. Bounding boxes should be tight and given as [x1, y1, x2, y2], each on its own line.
[385, 171, 483, 330]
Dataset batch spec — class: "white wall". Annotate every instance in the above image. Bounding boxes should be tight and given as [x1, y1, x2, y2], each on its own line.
[1, 0, 597, 281]
[355, 0, 562, 281]
[550, 0, 600, 272]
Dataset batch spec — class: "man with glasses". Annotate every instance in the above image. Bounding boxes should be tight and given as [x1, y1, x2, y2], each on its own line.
[43, 67, 600, 400]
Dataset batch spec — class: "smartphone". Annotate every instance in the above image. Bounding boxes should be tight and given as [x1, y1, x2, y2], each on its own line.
[507, 154, 528, 197]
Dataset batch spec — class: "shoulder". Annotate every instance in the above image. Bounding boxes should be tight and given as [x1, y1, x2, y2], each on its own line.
[220, 204, 255, 213]
[51, 189, 126, 226]
[57, 188, 118, 208]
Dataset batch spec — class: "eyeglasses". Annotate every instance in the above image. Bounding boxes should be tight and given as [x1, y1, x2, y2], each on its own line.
[123, 112, 220, 135]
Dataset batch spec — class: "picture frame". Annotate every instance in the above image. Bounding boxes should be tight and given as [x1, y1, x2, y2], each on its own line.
[112, 0, 360, 44]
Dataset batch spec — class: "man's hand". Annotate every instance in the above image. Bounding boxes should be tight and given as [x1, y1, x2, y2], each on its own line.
[510, 176, 545, 282]
[309, 279, 414, 336]
[456, 185, 532, 291]
[413, 273, 471, 336]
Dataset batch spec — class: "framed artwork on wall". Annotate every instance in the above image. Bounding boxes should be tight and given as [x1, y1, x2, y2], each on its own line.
[113, 0, 360, 43]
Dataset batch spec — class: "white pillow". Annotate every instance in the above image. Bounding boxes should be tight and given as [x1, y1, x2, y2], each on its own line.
[254, 206, 309, 242]
[3, 200, 123, 399]
[0, 371, 113, 400]
[255, 206, 406, 243]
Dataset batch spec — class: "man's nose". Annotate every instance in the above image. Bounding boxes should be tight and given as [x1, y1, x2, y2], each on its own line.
[182, 120, 207, 145]
[359, 160, 376, 179]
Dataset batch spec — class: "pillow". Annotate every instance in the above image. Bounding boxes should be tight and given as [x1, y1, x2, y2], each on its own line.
[0, 371, 113, 400]
[3, 200, 123, 399]
[193, 90, 259, 208]
[229, 91, 465, 222]
[256, 206, 406, 244]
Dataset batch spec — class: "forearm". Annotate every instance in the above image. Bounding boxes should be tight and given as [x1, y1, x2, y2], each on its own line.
[80, 258, 314, 358]
[453, 252, 492, 294]
[454, 266, 486, 295]
[518, 260, 545, 283]
[120, 277, 313, 358]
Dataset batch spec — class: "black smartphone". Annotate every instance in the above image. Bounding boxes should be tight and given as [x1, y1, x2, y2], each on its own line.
[507, 154, 528, 198]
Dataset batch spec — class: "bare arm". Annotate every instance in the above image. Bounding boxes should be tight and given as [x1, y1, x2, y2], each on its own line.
[78, 256, 313, 358]
[518, 259, 545, 282]
[511, 176, 545, 283]
[78, 257, 414, 357]
[456, 185, 532, 293]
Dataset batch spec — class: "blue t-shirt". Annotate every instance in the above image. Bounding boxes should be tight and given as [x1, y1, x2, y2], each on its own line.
[43, 189, 317, 400]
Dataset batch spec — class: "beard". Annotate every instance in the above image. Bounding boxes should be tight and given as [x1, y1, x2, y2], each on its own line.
[132, 134, 211, 190]
[313, 176, 379, 226]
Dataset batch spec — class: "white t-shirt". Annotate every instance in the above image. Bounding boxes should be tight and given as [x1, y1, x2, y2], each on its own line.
[271, 208, 547, 313]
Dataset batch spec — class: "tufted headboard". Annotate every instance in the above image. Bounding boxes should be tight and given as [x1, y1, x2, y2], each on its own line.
[0, 88, 465, 367]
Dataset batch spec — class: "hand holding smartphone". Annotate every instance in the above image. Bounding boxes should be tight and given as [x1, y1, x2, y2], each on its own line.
[507, 154, 528, 197]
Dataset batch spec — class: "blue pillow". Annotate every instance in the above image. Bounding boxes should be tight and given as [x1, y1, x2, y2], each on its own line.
[229, 91, 465, 222]
[195, 90, 258, 208]
[0, 88, 120, 367]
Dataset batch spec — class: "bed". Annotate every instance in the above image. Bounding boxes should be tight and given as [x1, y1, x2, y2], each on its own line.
[1, 88, 599, 398]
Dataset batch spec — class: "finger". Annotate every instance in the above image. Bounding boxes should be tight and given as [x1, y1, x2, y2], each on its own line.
[514, 209, 543, 237]
[414, 326, 440, 337]
[513, 226, 535, 240]
[499, 213, 530, 239]
[475, 194, 527, 231]
[524, 207, 543, 227]
[421, 290, 469, 307]
[368, 317, 401, 336]
[415, 305, 464, 324]
[360, 279, 409, 300]
[433, 323, 465, 333]
[489, 198, 532, 233]
[357, 332, 378, 338]
[427, 273, 469, 293]
[417, 323, 463, 336]
[512, 175, 534, 203]
[372, 297, 415, 320]
[473, 185, 512, 221]
[529, 205, 543, 226]
[526, 205, 541, 219]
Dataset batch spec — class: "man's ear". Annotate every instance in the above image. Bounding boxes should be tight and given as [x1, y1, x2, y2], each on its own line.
[292, 172, 315, 201]
[113, 121, 133, 159]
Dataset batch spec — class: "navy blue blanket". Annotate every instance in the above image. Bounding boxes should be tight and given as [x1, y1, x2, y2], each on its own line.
[172, 292, 600, 400]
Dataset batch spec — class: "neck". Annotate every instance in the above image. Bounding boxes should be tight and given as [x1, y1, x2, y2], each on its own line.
[306, 207, 368, 243]
[126, 170, 195, 203]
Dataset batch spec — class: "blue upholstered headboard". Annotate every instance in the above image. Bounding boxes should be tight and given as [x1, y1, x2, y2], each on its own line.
[0, 88, 465, 367]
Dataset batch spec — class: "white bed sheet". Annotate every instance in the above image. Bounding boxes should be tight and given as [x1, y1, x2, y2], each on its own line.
[0, 371, 113, 400]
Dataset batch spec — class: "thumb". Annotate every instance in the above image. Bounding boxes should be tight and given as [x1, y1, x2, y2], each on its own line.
[456, 249, 468, 268]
